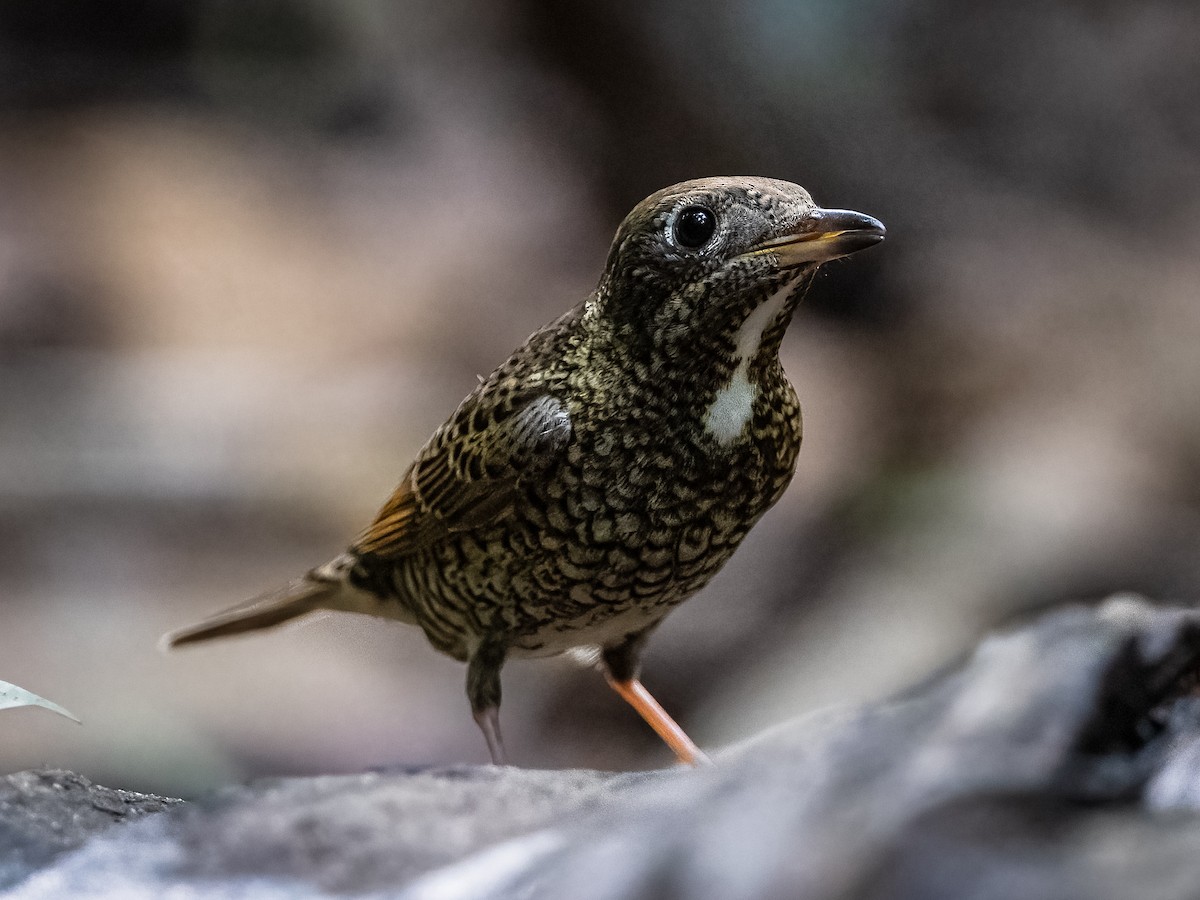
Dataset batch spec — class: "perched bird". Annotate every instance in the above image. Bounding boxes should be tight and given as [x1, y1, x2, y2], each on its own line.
[166, 177, 884, 767]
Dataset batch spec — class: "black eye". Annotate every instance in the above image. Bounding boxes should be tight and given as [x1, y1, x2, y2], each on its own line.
[673, 205, 717, 249]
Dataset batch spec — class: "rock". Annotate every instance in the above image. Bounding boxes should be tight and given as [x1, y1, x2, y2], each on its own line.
[0, 770, 180, 891]
[8, 595, 1200, 898]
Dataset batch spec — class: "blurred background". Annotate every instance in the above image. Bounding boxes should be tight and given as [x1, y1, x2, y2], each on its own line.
[2, 0, 1199, 797]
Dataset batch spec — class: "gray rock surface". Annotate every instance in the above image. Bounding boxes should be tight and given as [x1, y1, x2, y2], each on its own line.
[0, 770, 180, 891]
[8, 595, 1200, 898]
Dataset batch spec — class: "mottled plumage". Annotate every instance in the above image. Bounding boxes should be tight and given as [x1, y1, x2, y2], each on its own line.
[167, 176, 884, 766]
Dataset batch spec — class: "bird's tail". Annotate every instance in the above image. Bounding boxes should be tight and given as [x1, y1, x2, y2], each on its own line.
[164, 558, 352, 648]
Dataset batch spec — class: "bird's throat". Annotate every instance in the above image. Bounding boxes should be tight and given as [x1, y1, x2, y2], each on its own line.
[701, 279, 799, 447]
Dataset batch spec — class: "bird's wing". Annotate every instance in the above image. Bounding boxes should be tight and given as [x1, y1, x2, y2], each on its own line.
[352, 392, 572, 559]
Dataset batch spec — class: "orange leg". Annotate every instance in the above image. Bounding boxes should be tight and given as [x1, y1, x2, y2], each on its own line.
[605, 674, 712, 767]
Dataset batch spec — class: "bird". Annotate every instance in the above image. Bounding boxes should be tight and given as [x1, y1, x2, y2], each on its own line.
[165, 176, 884, 767]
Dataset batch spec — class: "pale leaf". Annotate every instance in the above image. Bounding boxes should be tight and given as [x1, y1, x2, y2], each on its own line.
[0, 680, 80, 723]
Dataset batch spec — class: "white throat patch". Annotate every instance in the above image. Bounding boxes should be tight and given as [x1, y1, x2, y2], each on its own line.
[702, 281, 796, 446]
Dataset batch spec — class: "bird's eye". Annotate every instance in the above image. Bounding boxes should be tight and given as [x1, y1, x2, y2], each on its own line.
[673, 205, 717, 249]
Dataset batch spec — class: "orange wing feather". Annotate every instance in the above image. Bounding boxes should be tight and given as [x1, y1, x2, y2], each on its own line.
[351, 392, 571, 560]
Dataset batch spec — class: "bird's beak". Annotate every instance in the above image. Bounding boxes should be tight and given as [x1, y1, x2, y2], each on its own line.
[740, 208, 886, 267]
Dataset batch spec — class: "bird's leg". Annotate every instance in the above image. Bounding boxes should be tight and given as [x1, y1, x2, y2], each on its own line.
[602, 633, 712, 767]
[472, 706, 506, 766]
[467, 640, 509, 765]
[604, 676, 711, 768]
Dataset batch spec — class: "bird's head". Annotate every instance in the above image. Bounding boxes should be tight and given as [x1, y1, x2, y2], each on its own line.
[592, 176, 884, 365]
